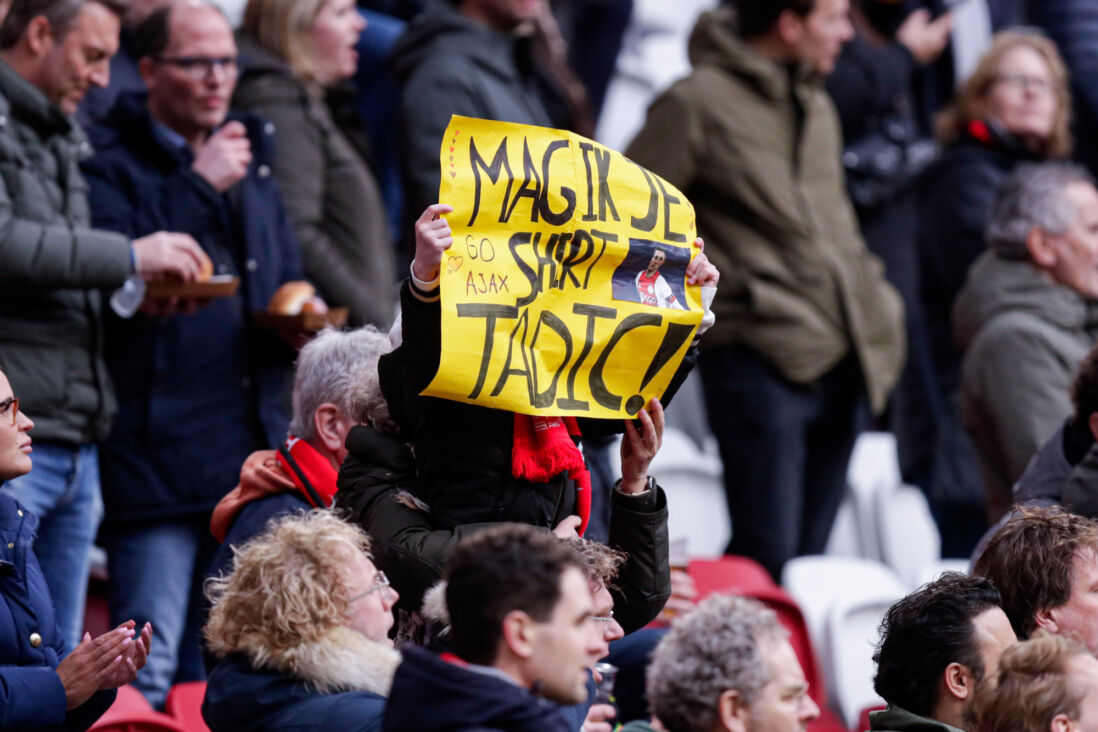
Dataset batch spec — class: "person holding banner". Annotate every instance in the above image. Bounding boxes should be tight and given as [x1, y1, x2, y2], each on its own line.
[627, 0, 906, 581]
[370, 201, 717, 632]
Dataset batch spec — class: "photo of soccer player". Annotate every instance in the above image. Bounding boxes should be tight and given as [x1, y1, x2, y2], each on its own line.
[611, 239, 690, 310]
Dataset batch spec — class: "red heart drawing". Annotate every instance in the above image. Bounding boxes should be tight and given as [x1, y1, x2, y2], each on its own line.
[449, 146, 454, 153]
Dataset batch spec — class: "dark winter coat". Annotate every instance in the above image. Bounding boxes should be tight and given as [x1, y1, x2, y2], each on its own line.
[390, 0, 571, 237]
[382, 647, 573, 732]
[0, 493, 115, 730]
[203, 619, 399, 732]
[232, 34, 397, 328]
[0, 59, 132, 447]
[81, 93, 302, 527]
[971, 417, 1098, 562]
[336, 425, 671, 631]
[204, 654, 387, 732]
[379, 281, 694, 547]
[918, 122, 1042, 395]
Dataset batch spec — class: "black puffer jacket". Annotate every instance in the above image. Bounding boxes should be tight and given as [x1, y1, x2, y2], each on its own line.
[383, 647, 572, 732]
[379, 281, 695, 537]
[336, 426, 671, 632]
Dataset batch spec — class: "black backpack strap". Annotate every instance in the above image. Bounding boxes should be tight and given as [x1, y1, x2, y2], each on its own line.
[278, 443, 327, 508]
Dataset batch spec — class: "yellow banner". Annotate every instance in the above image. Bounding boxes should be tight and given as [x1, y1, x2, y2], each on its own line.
[424, 115, 701, 419]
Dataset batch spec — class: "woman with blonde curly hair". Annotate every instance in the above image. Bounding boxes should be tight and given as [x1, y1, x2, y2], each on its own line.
[913, 29, 1073, 554]
[202, 510, 400, 731]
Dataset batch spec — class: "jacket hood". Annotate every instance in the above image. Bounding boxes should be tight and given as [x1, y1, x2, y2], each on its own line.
[1014, 424, 1073, 504]
[389, 0, 523, 86]
[209, 450, 295, 542]
[1062, 441, 1098, 518]
[231, 624, 400, 696]
[385, 646, 571, 732]
[236, 32, 290, 77]
[953, 251, 1094, 351]
[420, 581, 449, 626]
[687, 7, 817, 101]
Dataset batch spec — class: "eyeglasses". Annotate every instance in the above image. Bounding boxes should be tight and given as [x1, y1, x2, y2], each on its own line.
[156, 55, 239, 80]
[994, 72, 1054, 95]
[0, 397, 17, 427]
[590, 609, 615, 626]
[348, 571, 391, 602]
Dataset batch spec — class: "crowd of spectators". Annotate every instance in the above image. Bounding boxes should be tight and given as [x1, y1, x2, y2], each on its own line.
[12, 0, 1098, 729]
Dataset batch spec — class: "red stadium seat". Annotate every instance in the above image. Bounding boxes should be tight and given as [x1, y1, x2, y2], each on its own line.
[164, 681, 211, 732]
[89, 684, 186, 732]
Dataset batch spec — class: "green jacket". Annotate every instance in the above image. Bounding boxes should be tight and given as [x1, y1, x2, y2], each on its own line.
[869, 704, 965, 732]
[626, 8, 904, 413]
[954, 251, 1098, 509]
[0, 59, 131, 444]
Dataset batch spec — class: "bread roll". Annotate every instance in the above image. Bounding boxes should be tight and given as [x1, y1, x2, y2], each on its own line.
[197, 250, 214, 282]
[267, 281, 316, 315]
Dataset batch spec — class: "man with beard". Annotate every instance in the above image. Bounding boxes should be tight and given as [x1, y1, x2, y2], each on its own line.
[870, 573, 1016, 731]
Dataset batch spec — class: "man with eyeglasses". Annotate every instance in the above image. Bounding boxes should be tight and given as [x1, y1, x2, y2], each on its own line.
[0, 0, 210, 657]
[77, 0, 305, 710]
[385, 524, 606, 731]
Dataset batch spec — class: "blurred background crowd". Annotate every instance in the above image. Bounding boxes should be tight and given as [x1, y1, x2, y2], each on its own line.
[9, 0, 1098, 730]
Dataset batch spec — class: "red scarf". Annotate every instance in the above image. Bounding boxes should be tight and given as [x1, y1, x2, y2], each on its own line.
[275, 435, 339, 508]
[512, 415, 592, 535]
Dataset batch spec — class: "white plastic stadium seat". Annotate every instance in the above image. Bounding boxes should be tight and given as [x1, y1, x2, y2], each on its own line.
[782, 555, 906, 669]
[824, 593, 899, 727]
[875, 485, 942, 588]
[842, 432, 904, 563]
[916, 559, 971, 587]
[645, 428, 727, 557]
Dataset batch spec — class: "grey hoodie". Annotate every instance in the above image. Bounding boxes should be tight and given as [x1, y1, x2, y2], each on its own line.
[953, 250, 1098, 508]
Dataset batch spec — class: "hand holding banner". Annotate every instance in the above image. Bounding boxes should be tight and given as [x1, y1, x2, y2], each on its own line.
[423, 115, 703, 419]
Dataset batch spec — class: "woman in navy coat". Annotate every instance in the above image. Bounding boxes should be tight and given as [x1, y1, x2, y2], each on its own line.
[0, 368, 152, 730]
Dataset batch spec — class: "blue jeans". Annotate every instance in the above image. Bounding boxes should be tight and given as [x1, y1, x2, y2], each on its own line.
[102, 518, 217, 709]
[1, 442, 102, 651]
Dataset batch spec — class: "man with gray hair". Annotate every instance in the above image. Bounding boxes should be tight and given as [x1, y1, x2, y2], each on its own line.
[207, 326, 394, 589]
[622, 594, 820, 732]
[954, 161, 1098, 518]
